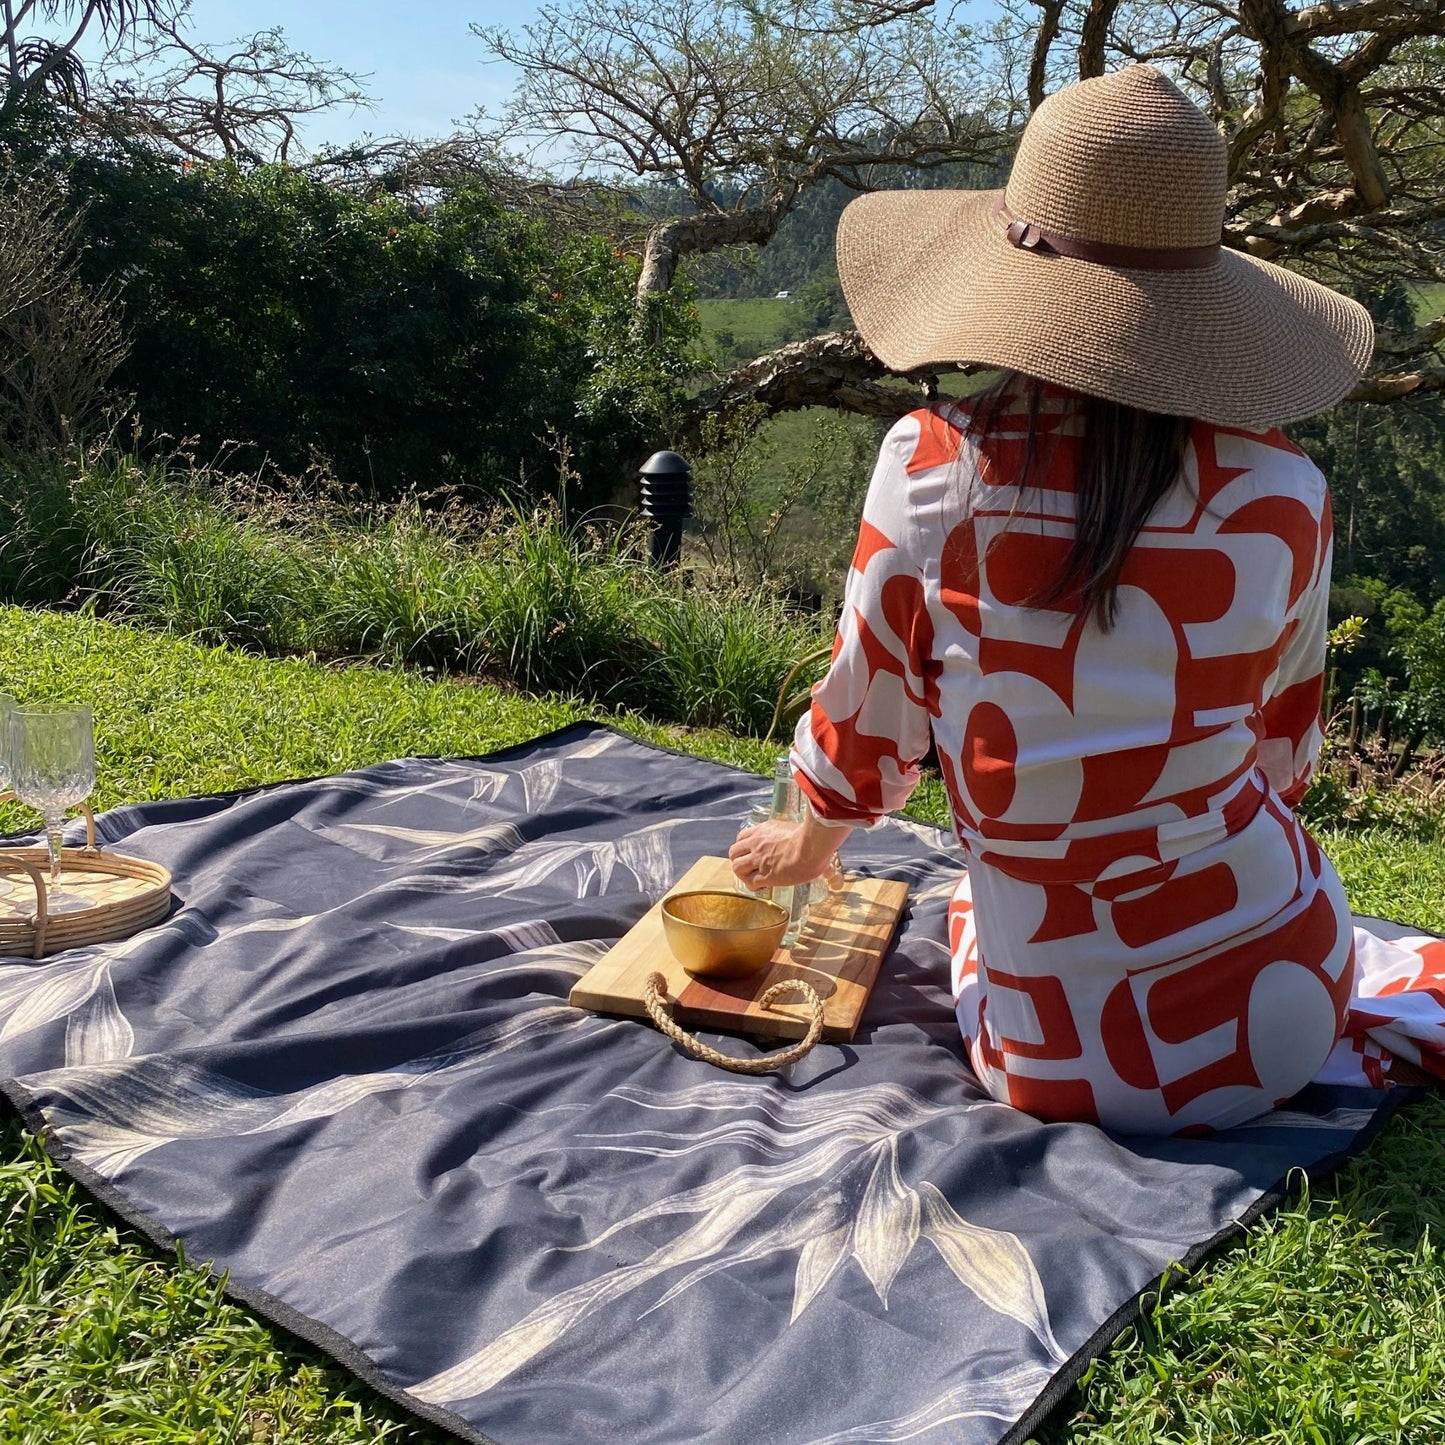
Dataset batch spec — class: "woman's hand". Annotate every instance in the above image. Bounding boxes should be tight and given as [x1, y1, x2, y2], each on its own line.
[729, 807, 854, 893]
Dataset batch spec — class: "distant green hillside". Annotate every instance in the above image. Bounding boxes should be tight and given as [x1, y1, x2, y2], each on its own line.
[688, 164, 1004, 302]
[1411, 281, 1445, 322]
[697, 297, 799, 362]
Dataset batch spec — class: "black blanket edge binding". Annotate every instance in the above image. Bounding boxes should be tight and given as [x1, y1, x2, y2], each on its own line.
[999, 1081, 1420, 1445]
[0, 1073, 503, 1445]
[0, 720, 1429, 1444]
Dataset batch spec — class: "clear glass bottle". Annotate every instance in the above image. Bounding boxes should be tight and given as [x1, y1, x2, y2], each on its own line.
[770, 757, 808, 946]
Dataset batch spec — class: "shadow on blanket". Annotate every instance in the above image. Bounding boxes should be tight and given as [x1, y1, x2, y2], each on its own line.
[0, 723, 1423, 1445]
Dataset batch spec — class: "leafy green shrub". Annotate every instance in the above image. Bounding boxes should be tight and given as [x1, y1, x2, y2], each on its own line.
[68, 161, 567, 498]
[1301, 768, 1445, 844]
[29, 150, 699, 507]
[690, 401, 873, 602]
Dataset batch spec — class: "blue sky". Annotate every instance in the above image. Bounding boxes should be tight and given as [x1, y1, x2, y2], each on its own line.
[84, 0, 534, 152]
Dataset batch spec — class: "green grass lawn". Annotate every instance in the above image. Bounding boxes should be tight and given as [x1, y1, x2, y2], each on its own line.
[2, 605, 1443, 1444]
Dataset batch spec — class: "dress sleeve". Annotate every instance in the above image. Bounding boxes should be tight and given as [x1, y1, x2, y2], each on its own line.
[790, 418, 937, 827]
[1257, 490, 1332, 809]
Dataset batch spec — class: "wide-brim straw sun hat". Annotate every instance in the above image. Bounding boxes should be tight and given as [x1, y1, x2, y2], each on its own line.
[837, 64, 1375, 429]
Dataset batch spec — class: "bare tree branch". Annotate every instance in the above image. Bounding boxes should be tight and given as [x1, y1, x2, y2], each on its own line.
[1078, 0, 1121, 77]
[742, 0, 942, 32]
[1028, 0, 1066, 110]
[1291, 0, 1443, 40]
[1239, 0, 1391, 205]
[683, 330, 944, 445]
[638, 197, 797, 295]
[1346, 363, 1445, 402]
[0, 167, 126, 458]
[686, 319, 1445, 436]
[94, 17, 369, 164]
[1, 0, 181, 114]
[1374, 312, 1445, 358]
[474, 0, 1011, 303]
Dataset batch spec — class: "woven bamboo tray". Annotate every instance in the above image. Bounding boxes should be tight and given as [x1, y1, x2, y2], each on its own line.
[0, 796, 172, 960]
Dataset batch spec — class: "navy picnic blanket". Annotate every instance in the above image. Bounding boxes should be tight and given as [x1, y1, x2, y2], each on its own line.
[0, 724, 1408, 1445]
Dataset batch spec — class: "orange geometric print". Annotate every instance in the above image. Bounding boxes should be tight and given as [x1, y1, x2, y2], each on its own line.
[789, 390, 1385, 1133]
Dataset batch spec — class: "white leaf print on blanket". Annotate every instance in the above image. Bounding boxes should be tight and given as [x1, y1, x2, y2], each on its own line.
[410, 1081, 1065, 1407]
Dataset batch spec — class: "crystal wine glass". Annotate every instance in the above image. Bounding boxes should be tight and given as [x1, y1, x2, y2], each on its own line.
[8, 706, 95, 913]
[0, 692, 13, 797]
[0, 693, 14, 902]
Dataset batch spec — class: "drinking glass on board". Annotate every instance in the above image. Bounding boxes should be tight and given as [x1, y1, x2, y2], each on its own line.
[734, 801, 811, 945]
[8, 706, 96, 913]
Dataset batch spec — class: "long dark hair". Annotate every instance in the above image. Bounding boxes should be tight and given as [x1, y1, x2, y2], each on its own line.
[962, 374, 1194, 631]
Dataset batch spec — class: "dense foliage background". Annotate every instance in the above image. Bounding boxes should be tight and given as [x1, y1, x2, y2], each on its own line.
[3, 106, 702, 507]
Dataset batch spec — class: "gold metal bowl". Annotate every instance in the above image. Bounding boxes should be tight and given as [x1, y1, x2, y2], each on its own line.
[661, 889, 789, 980]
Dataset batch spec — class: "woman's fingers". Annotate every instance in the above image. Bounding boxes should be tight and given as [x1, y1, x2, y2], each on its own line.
[730, 819, 827, 889]
[730, 830, 781, 890]
[728, 833, 759, 888]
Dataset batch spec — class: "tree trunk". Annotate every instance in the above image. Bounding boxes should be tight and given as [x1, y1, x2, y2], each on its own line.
[1028, 0, 1065, 110]
[1391, 726, 1426, 782]
[1239, 0, 1389, 208]
[3, 0, 18, 89]
[681, 331, 946, 448]
[1078, 1, 1122, 79]
[1331, 79, 1390, 209]
[636, 200, 793, 304]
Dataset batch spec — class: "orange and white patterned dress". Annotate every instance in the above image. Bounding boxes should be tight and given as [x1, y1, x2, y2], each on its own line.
[791, 388, 1445, 1134]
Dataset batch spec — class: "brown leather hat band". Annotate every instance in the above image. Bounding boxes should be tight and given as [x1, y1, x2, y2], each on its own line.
[998, 201, 1220, 271]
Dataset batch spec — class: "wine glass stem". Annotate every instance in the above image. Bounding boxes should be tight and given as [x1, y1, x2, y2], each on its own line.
[45, 816, 64, 892]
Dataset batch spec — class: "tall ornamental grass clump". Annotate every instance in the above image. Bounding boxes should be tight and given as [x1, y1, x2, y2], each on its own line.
[316, 498, 488, 670]
[1, 449, 831, 737]
[88, 466, 323, 655]
[469, 503, 661, 711]
[3, 451, 323, 653]
[648, 588, 823, 736]
[0, 454, 91, 605]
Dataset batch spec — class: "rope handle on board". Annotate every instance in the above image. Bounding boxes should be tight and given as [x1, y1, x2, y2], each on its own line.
[642, 971, 824, 1074]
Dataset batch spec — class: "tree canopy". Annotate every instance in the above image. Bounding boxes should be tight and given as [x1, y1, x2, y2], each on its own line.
[478, 0, 1012, 300]
[474, 0, 1445, 419]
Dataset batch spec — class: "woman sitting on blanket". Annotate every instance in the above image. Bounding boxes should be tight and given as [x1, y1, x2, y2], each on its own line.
[729, 64, 1445, 1135]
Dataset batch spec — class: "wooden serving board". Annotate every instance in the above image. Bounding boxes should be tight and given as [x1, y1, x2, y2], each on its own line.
[570, 856, 909, 1043]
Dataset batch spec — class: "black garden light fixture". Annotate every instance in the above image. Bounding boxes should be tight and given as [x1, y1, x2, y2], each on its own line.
[638, 450, 692, 569]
